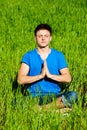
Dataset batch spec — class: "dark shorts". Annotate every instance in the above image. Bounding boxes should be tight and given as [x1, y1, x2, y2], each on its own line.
[12, 91, 78, 108]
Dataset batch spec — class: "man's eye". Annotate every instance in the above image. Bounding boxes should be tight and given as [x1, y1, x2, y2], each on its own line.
[37, 35, 50, 38]
[37, 35, 42, 38]
[45, 35, 49, 37]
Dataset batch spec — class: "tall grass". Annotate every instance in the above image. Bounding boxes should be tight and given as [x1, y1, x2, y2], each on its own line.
[0, 0, 87, 129]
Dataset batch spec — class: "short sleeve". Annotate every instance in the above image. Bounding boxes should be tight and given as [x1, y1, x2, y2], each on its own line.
[57, 52, 68, 70]
[21, 52, 30, 66]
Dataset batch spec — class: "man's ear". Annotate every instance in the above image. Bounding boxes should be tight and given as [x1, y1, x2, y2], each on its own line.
[50, 36, 52, 42]
[34, 36, 37, 42]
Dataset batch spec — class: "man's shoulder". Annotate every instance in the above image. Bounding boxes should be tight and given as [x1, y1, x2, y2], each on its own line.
[21, 49, 36, 64]
[52, 48, 63, 55]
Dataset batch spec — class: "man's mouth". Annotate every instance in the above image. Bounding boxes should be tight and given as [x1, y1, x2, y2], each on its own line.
[41, 42, 46, 44]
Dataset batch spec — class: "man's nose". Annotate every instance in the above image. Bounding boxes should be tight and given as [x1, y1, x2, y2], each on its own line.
[42, 35, 45, 39]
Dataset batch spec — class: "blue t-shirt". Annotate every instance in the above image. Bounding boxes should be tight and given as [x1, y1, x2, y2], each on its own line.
[21, 48, 68, 97]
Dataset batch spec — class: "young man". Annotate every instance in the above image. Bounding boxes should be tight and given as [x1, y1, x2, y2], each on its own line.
[17, 24, 78, 108]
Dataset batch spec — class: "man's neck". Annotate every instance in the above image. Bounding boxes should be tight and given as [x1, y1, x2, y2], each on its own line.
[37, 47, 51, 60]
[37, 47, 50, 54]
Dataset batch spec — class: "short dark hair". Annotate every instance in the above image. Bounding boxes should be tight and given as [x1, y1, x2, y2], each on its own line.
[34, 24, 52, 36]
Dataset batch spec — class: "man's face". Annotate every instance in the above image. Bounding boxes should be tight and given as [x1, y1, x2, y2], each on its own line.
[35, 29, 52, 48]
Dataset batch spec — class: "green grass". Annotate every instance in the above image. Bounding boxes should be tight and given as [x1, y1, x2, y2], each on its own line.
[0, 0, 87, 129]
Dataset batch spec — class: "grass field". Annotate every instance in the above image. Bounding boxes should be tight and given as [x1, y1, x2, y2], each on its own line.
[0, 0, 87, 129]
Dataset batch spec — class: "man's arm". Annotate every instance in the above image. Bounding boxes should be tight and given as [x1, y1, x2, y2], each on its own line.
[48, 68, 71, 83]
[17, 63, 45, 85]
[44, 60, 71, 83]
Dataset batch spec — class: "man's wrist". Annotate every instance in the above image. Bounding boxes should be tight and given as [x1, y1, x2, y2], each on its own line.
[48, 74, 52, 79]
[39, 74, 43, 79]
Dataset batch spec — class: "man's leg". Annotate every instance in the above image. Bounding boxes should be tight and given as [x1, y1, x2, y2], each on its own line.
[41, 96, 65, 109]
[56, 97, 65, 108]
[36, 97, 72, 113]
[36, 91, 78, 112]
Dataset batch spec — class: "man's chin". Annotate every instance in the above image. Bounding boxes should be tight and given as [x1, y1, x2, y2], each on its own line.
[39, 45, 48, 48]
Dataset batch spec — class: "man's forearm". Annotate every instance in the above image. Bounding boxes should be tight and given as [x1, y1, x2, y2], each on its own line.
[48, 74, 71, 83]
[17, 75, 43, 85]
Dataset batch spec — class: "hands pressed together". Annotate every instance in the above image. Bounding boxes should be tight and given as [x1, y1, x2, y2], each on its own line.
[41, 60, 52, 79]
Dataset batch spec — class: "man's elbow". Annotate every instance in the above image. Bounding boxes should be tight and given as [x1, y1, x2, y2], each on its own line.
[17, 77, 24, 85]
[67, 76, 72, 83]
